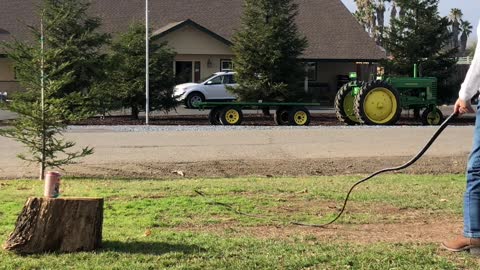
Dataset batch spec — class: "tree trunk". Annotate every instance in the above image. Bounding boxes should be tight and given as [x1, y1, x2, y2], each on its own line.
[3, 197, 103, 254]
[131, 106, 139, 119]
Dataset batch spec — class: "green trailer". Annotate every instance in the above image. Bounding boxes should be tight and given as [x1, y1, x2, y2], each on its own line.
[335, 66, 443, 126]
[196, 101, 322, 126]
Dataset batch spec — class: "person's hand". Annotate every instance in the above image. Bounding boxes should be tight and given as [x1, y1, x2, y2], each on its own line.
[454, 98, 475, 115]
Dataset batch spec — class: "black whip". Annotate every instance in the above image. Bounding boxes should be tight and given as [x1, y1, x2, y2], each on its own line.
[196, 112, 458, 227]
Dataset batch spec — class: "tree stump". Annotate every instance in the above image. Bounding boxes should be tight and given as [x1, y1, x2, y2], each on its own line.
[3, 197, 103, 254]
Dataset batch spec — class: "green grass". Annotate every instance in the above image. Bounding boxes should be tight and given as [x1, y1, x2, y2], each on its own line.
[0, 174, 479, 269]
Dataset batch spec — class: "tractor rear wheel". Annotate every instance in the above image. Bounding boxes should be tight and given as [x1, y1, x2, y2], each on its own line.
[354, 81, 401, 125]
[334, 83, 361, 125]
[288, 107, 311, 126]
[421, 107, 443, 125]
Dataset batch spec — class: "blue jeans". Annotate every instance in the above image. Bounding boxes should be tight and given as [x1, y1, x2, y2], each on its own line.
[465, 104, 480, 238]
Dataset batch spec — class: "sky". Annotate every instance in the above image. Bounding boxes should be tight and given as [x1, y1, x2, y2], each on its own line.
[341, 0, 480, 43]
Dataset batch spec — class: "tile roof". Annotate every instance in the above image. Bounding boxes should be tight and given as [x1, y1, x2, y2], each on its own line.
[0, 0, 386, 60]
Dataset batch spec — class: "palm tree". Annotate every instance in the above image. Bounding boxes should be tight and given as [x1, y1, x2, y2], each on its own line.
[375, 1, 386, 44]
[460, 20, 473, 56]
[354, 0, 391, 44]
[390, 0, 397, 19]
[354, 0, 376, 36]
[449, 8, 463, 49]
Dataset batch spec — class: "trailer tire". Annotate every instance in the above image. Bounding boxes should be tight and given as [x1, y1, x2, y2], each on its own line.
[354, 80, 401, 125]
[288, 107, 311, 126]
[220, 106, 243, 125]
[421, 107, 443, 125]
[274, 107, 290, 125]
[208, 107, 222, 125]
[335, 82, 361, 125]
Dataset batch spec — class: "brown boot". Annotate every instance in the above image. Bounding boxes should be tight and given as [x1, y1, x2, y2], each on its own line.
[441, 236, 480, 252]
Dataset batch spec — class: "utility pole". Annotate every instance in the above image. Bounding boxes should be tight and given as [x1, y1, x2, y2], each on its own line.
[145, 0, 150, 125]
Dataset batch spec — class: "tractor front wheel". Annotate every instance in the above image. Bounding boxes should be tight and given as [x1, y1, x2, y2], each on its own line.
[354, 81, 401, 125]
[421, 107, 444, 125]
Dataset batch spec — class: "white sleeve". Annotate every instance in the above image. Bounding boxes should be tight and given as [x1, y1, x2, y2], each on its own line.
[459, 20, 480, 101]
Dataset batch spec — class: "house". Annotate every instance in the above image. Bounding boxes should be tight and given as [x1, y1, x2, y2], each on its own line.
[0, 0, 385, 103]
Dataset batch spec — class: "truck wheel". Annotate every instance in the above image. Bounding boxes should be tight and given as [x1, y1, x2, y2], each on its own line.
[208, 107, 222, 125]
[220, 106, 243, 125]
[288, 107, 311, 126]
[274, 107, 290, 125]
[335, 82, 361, 125]
[354, 80, 401, 125]
[186, 92, 205, 108]
[421, 107, 443, 125]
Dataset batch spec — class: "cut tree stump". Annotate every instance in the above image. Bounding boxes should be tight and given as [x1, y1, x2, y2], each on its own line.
[3, 197, 103, 254]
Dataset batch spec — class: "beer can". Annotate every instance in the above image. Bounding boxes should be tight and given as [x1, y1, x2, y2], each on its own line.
[44, 171, 61, 198]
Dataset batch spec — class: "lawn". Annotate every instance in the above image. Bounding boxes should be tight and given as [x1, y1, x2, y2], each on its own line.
[0, 174, 479, 269]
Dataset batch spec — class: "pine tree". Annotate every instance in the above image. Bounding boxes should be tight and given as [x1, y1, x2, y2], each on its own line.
[105, 23, 177, 119]
[1, 7, 94, 179]
[383, 0, 457, 102]
[230, 0, 308, 102]
[41, 0, 109, 98]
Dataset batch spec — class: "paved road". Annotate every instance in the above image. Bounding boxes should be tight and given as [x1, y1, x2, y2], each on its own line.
[0, 109, 16, 120]
[0, 125, 474, 178]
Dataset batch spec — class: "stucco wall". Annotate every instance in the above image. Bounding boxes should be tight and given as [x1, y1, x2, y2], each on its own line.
[174, 54, 233, 81]
[0, 57, 15, 81]
[0, 57, 21, 94]
[156, 25, 233, 55]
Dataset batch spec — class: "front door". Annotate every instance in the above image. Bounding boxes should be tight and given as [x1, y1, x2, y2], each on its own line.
[194, 61, 201, 83]
[175, 61, 193, 84]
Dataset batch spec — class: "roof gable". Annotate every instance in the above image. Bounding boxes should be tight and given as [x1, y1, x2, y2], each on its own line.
[151, 19, 232, 46]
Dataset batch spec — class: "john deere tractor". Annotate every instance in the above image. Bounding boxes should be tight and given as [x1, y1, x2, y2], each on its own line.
[335, 65, 443, 126]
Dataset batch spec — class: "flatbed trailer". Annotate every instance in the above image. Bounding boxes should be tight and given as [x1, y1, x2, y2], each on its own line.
[196, 101, 322, 126]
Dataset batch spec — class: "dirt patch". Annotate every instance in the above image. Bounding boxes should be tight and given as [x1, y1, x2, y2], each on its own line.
[46, 155, 468, 180]
[172, 216, 462, 245]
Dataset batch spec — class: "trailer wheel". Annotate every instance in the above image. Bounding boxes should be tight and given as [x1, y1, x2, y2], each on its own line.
[421, 107, 443, 125]
[220, 106, 243, 125]
[274, 107, 290, 125]
[334, 82, 361, 125]
[208, 107, 222, 125]
[288, 107, 311, 126]
[354, 80, 401, 125]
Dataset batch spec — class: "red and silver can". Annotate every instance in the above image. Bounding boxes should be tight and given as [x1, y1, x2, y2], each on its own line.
[44, 171, 61, 198]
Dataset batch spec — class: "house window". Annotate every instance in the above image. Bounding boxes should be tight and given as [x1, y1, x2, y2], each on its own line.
[220, 59, 233, 72]
[306, 62, 317, 81]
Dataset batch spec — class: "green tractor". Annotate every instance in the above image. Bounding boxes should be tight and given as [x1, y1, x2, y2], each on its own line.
[335, 65, 443, 126]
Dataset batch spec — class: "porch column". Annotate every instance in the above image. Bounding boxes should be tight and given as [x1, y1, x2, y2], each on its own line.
[304, 63, 309, 93]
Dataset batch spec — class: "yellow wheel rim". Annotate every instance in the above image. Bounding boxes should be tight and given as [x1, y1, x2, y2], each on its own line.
[363, 87, 398, 124]
[426, 110, 441, 125]
[343, 92, 359, 123]
[294, 111, 308, 125]
[225, 109, 240, 124]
